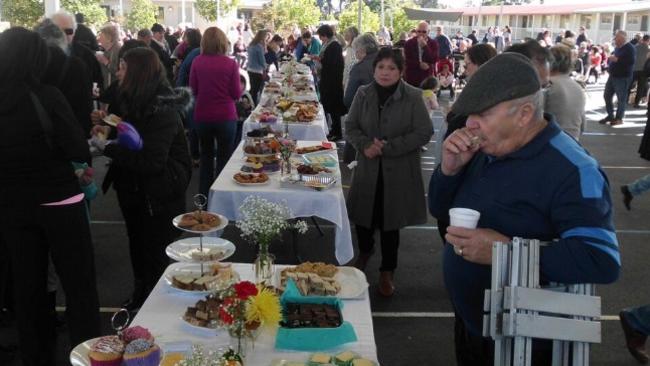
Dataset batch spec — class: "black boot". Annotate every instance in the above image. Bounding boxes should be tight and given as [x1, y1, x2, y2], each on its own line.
[622, 185, 634, 211]
[353, 251, 374, 272]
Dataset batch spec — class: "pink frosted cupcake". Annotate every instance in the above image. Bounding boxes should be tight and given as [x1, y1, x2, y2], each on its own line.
[88, 336, 124, 366]
[122, 338, 161, 366]
[121, 326, 154, 344]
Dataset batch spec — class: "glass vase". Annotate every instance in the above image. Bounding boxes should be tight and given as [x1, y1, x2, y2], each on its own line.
[227, 321, 259, 360]
[280, 158, 292, 177]
[254, 246, 275, 285]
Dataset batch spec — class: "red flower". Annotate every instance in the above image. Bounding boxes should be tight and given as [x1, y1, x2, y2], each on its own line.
[234, 281, 258, 300]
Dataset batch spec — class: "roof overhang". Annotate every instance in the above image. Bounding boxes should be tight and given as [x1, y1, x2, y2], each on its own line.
[403, 7, 463, 22]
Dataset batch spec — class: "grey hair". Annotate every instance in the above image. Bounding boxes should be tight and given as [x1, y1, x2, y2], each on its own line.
[616, 30, 628, 39]
[351, 32, 378, 55]
[51, 10, 77, 30]
[100, 24, 119, 43]
[34, 19, 68, 51]
[507, 89, 544, 121]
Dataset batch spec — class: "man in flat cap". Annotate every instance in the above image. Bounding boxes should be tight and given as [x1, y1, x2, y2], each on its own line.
[428, 53, 620, 365]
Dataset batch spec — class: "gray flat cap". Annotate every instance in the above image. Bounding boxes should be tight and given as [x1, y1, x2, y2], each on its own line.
[452, 52, 541, 116]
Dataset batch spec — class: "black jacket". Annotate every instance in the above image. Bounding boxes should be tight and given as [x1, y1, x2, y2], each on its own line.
[102, 86, 192, 211]
[150, 40, 174, 83]
[319, 40, 346, 116]
[71, 41, 104, 90]
[42, 46, 93, 138]
[74, 24, 100, 51]
[0, 84, 89, 207]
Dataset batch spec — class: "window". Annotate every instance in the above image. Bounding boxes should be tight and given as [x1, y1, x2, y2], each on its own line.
[521, 15, 529, 28]
[580, 14, 592, 29]
[157, 6, 165, 21]
[642, 15, 649, 31]
[628, 15, 640, 25]
[600, 14, 612, 24]
[541, 15, 550, 28]
[560, 14, 570, 29]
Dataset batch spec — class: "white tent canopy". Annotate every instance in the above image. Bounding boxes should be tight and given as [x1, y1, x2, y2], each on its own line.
[403, 7, 463, 22]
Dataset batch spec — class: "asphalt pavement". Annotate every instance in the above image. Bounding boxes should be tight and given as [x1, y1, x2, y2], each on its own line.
[2, 78, 650, 366]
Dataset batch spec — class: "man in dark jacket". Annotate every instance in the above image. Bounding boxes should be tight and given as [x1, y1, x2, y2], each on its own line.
[404, 21, 439, 87]
[51, 11, 103, 91]
[150, 23, 174, 82]
[316, 25, 346, 141]
[600, 30, 636, 126]
[73, 13, 99, 51]
[467, 29, 478, 46]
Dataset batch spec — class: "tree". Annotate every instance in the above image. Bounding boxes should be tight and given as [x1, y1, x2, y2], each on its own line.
[253, 0, 320, 33]
[195, 0, 239, 22]
[338, 1, 379, 34]
[125, 0, 157, 32]
[1, 0, 44, 28]
[62, 0, 107, 27]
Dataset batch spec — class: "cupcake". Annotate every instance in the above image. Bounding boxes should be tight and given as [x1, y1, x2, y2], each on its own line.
[121, 326, 154, 344]
[88, 336, 125, 366]
[122, 338, 161, 366]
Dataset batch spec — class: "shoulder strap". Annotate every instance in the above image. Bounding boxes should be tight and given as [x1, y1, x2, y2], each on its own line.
[29, 92, 55, 150]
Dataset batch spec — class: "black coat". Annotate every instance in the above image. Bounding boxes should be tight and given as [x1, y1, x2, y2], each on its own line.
[42, 46, 93, 138]
[0, 84, 89, 207]
[319, 40, 346, 116]
[71, 41, 103, 90]
[150, 40, 174, 83]
[102, 86, 192, 214]
[74, 24, 99, 51]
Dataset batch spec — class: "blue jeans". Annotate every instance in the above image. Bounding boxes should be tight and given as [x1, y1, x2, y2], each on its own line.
[197, 121, 237, 197]
[604, 76, 633, 120]
[624, 305, 650, 335]
[628, 173, 650, 196]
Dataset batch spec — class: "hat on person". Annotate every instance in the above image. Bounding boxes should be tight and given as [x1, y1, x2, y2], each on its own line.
[452, 52, 541, 116]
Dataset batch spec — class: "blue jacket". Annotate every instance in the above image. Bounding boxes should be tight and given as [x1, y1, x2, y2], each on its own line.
[428, 117, 620, 336]
[609, 42, 636, 78]
[176, 48, 200, 87]
[247, 43, 267, 73]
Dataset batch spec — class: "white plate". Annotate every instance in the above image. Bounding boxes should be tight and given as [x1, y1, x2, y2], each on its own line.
[70, 337, 164, 366]
[165, 237, 236, 263]
[172, 212, 228, 234]
[181, 316, 222, 332]
[164, 263, 240, 295]
[278, 266, 368, 299]
[232, 175, 271, 186]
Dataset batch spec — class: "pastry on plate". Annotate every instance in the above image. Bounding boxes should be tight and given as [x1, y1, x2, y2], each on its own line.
[122, 338, 161, 366]
[88, 335, 125, 366]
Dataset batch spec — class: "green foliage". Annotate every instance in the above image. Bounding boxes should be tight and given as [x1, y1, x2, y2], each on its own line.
[338, 1, 379, 34]
[390, 1, 418, 36]
[125, 0, 157, 32]
[253, 0, 321, 33]
[1, 0, 44, 28]
[62, 0, 107, 27]
[195, 0, 239, 22]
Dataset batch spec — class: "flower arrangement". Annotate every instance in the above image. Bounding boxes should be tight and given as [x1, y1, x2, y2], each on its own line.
[236, 196, 308, 253]
[277, 137, 296, 160]
[218, 281, 281, 358]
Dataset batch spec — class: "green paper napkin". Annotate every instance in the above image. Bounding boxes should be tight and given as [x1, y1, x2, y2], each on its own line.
[275, 279, 358, 351]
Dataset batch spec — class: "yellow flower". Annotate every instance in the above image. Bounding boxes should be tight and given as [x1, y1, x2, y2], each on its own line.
[245, 286, 281, 327]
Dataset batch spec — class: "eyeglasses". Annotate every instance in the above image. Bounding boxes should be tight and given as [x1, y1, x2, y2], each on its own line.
[416, 30, 428, 34]
[64, 28, 74, 35]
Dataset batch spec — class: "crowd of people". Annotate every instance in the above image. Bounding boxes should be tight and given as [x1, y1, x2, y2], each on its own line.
[2, 10, 650, 365]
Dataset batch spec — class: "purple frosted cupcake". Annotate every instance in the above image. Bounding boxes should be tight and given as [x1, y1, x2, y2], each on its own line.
[122, 338, 161, 366]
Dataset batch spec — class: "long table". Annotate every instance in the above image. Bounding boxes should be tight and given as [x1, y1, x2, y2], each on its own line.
[208, 140, 353, 265]
[131, 262, 378, 365]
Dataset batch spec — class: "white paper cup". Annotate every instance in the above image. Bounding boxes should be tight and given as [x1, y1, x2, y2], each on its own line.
[449, 208, 481, 229]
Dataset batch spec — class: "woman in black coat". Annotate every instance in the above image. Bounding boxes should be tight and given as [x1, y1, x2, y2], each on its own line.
[316, 25, 347, 141]
[91, 47, 192, 311]
[0, 28, 100, 366]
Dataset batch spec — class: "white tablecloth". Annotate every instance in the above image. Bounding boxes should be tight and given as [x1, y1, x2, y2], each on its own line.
[208, 140, 353, 265]
[131, 263, 378, 365]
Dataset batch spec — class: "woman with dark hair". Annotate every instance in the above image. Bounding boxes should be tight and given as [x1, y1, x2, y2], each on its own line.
[316, 24, 346, 141]
[345, 47, 433, 297]
[190, 27, 241, 197]
[90, 47, 192, 311]
[176, 28, 203, 166]
[0, 27, 100, 366]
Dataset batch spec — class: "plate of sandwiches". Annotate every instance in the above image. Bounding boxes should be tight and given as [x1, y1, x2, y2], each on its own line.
[165, 263, 239, 295]
[165, 237, 236, 263]
[232, 172, 270, 185]
[277, 262, 369, 299]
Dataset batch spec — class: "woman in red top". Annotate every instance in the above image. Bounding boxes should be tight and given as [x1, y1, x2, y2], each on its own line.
[190, 27, 241, 196]
[588, 46, 602, 84]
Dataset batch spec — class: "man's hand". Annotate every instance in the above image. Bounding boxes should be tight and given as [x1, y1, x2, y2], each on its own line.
[441, 127, 481, 176]
[90, 110, 107, 125]
[363, 138, 385, 159]
[418, 36, 428, 48]
[608, 55, 618, 63]
[96, 53, 109, 66]
[419, 62, 430, 70]
[445, 227, 510, 265]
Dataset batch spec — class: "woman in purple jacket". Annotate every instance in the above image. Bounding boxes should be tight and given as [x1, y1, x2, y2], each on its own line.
[190, 27, 241, 196]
